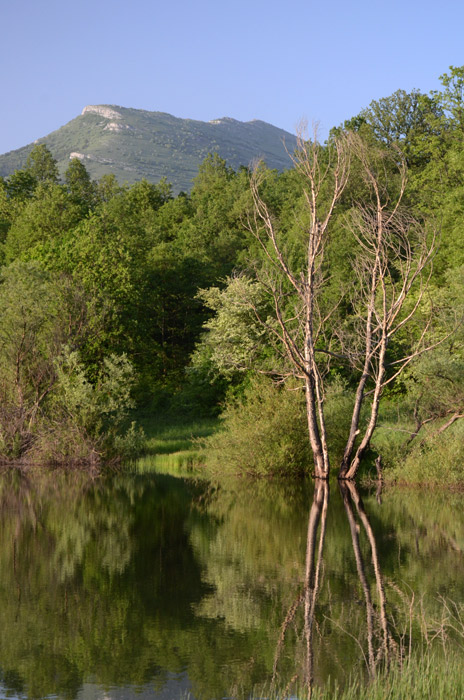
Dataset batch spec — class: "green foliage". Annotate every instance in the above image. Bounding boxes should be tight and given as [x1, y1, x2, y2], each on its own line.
[51, 346, 142, 462]
[357, 88, 442, 168]
[193, 275, 271, 380]
[95, 172, 124, 201]
[4, 168, 37, 201]
[386, 420, 464, 486]
[432, 65, 464, 130]
[25, 144, 59, 184]
[200, 376, 311, 478]
[177, 155, 252, 279]
[4, 182, 83, 263]
[56, 346, 135, 427]
[64, 157, 96, 212]
[141, 244, 209, 390]
[0, 261, 62, 456]
[322, 379, 358, 461]
[199, 375, 356, 478]
[0, 260, 142, 464]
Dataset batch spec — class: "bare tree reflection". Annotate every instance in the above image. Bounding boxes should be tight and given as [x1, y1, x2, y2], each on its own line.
[339, 481, 395, 676]
[273, 480, 395, 696]
[272, 479, 329, 695]
[303, 479, 329, 689]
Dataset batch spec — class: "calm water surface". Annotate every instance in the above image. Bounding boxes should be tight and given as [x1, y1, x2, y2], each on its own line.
[0, 469, 463, 699]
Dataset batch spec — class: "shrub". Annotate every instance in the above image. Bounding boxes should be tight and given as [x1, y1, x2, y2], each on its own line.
[199, 375, 361, 479]
[52, 346, 142, 463]
[200, 376, 311, 478]
[386, 419, 464, 485]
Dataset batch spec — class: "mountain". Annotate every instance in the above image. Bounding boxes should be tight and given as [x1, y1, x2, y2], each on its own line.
[0, 105, 297, 193]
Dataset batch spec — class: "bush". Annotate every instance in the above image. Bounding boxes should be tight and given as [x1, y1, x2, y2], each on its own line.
[200, 376, 311, 478]
[386, 419, 464, 485]
[52, 346, 143, 463]
[320, 378, 355, 463]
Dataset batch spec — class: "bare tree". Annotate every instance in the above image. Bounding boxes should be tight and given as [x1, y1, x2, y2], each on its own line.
[338, 137, 437, 479]
[248, 128, 350, 479]
[248, 129, 438, 480]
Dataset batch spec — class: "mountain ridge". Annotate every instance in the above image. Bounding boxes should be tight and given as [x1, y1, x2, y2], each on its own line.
[0, 105, 297, 193]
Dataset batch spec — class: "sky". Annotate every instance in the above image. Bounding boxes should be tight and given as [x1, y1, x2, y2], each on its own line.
[1, 0, 464, 155]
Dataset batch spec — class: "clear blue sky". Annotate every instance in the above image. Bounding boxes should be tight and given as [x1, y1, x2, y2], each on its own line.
[2, 0, 463, 155]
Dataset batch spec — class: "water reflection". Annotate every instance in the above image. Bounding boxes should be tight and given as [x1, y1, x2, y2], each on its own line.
[271, 480, 396, 696]
[0, 469, 462, 699]
[272, 480, 329, 694]
[339, 481, 394, 675]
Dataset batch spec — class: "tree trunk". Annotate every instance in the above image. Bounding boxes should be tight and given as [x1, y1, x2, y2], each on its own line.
[341, 376, 383, 480]
[305, 376, 328, 479]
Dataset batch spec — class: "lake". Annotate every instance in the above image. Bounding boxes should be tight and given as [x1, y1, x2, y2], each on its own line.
[0, 469, 463, 699]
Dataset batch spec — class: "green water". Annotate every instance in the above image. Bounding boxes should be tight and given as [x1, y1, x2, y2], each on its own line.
[0, 469, 463, 699]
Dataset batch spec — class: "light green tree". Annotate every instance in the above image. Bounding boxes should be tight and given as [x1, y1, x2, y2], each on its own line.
[25, 143, 59, 184]
[65, 157, 96, 212]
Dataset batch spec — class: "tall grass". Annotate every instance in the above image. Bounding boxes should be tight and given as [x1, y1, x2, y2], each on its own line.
[286, 653, 464, 699]
[177, 654, 464, 700]
[136, 450, 203, 476]
[248, 594, 464, 700]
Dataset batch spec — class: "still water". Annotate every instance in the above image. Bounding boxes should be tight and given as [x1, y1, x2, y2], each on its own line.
[0, 469, 463, 699]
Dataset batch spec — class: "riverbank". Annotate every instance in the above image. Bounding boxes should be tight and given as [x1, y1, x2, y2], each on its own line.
[135, 409, 464, 489]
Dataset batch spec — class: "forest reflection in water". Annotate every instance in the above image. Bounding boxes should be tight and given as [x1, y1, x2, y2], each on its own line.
[0, 468, 463, 699]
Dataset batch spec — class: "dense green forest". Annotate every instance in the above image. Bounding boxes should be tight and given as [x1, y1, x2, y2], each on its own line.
[1, 66, 464, 482]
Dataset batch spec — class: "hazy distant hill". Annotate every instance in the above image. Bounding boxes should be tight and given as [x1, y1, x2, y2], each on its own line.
[0, 105, 297, 192]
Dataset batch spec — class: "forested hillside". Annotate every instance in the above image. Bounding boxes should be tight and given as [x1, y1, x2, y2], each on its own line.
[1, 67, 464, 481]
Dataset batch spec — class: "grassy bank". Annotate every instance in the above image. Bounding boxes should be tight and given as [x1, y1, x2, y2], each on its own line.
[371, 415, 464, 487]
[133, 391, 464, 486]
[135, 409, 217, 475]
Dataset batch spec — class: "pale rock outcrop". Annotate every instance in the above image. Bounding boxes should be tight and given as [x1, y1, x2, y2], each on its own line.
[82, 105, 122, 120]
[103, 122, 132, 132]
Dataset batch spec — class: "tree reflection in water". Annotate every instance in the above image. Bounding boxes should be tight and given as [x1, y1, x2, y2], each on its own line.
[339, 481, 397, 675]
[0, 469, 463, 699]
[272, 479, 396, 697]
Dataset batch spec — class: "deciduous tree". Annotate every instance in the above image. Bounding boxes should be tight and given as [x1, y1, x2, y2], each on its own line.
[248, 129, 439, 480]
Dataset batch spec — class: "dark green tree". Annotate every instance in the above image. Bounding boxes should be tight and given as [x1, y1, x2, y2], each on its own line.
[4, 168, 37, 201]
